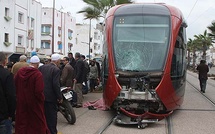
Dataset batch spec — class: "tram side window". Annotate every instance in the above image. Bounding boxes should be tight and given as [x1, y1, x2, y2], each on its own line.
[171, 28, 186, 77]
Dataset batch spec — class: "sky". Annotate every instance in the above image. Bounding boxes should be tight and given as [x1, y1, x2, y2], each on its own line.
[38, 0, 215, 39]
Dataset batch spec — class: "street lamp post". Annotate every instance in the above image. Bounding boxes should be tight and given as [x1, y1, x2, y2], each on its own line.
[52, 0, 55, 54]
[81, 41, 90, 58]
[88, 19, 92, 60]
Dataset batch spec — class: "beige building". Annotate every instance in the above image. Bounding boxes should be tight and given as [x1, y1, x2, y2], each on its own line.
[40, 8, 76, 56]
[75, 23, 103, 59]
[0, 0, 42, 62]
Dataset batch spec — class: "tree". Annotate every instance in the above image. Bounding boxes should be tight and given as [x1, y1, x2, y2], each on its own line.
[207, 21, 215, 42]
[187, 38, 198, 69]
[77, 0, 102, 20]
[77, 0, 133, 60]
[78, 0, 133, 20]
[187, 38, 193, 67]
[194, 30, 213, 60]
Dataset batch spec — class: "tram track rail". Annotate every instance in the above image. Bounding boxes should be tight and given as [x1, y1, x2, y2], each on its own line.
[70, 72, 215, 134]
[57, 72, 215, 134]
[166, 116, 173, 134]
[186, 79, 215, 107]
[162, 71, 215, 134]
[94, 113, 175, 134]
[95, 115, 115, 134]
[187, 71, 215, 88]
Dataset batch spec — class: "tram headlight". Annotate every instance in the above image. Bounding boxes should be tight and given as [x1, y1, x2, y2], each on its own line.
[115, 73, 119, 78]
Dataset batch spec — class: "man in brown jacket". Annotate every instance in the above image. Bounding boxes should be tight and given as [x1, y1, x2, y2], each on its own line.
[60, 57, 74, 88]
[11, 55, 29, 75]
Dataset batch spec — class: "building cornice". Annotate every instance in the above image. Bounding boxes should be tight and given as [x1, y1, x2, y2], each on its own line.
[15, 3, 27, 10]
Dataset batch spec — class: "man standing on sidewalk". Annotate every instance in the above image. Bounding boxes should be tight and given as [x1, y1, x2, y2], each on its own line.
[0, 52, 16, 134]
[11, 55, 29, 75]
[73, 52, 85, 108]
[196, 60, 209, 93]
[81, 55, 90, 94]
[39, 53, 62, 134]
[68, 52, 76, 69]
[60, 57, 74, 88]
[15, 56, 49, 134]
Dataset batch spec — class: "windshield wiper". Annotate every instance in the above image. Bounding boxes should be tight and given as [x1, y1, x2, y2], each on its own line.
[122, 69, 140, 72]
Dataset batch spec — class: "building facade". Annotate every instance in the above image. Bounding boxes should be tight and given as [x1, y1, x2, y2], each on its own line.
[40, 8, 76, 56]
[94, 23, 103, 57]
[0, 0, 42, 62]
[1, 0, 102, 61]
[75, 23, 103, 59]
[75, 23, 91, 57]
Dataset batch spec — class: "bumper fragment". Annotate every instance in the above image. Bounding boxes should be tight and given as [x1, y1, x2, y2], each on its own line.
[120, 107, 173, 120]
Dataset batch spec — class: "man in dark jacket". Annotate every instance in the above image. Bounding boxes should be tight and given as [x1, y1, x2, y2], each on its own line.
[39, 53, 62, 134]
[73, 52, 85, 108]
[68, 52, 76, 69]
[81, 55, 90, 94]
[196, 60, 209, 93]
[0, 52, 16, 134]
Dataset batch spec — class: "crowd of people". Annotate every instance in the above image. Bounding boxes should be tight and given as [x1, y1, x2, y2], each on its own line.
[0, 51, 101, 134]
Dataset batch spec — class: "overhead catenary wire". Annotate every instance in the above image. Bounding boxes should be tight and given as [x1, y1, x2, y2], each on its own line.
[186, 0, 199, 20]
[189, 3, 215, 25]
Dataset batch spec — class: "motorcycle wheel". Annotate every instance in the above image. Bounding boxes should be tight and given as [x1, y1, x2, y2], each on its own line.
[62, 100, 76, 124]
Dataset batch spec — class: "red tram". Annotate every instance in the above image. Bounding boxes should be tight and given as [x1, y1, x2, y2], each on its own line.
[101, 3, 187, 127]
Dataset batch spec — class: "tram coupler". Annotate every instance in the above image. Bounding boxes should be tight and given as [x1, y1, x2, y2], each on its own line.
[137, 116, 147, 129]
[114, 111, 159, 129]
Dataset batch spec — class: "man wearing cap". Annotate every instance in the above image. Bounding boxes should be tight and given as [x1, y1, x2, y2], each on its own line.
[15, 56, 50, 134]
[11, 55, 29, 75]
[39, 53, 62, 134]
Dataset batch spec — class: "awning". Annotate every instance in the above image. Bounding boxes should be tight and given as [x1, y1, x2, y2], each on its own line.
[8, 53, 22, 63]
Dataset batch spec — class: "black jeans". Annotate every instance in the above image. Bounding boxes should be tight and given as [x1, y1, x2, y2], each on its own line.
[199, 78, 207, 92]
[0, 119, 12, 134]
[44, 102, 58, 134]
[90, 78, 97, 91]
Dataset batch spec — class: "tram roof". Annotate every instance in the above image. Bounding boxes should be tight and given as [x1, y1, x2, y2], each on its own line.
[110, 3, 187, 27]
[114, 4, 171, 16]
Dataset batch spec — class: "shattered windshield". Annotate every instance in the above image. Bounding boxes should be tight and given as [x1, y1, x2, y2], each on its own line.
[113, 15, 170, 71]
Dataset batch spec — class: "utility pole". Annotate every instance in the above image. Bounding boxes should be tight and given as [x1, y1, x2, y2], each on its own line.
[89, 19, 92, 60]
[52, 0, 55, 54]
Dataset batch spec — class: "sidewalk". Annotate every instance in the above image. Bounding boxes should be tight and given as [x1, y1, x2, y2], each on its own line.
[189, 66, 215, 76]
[208, 66, 215, 75]
[187, 69, 215, 88]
